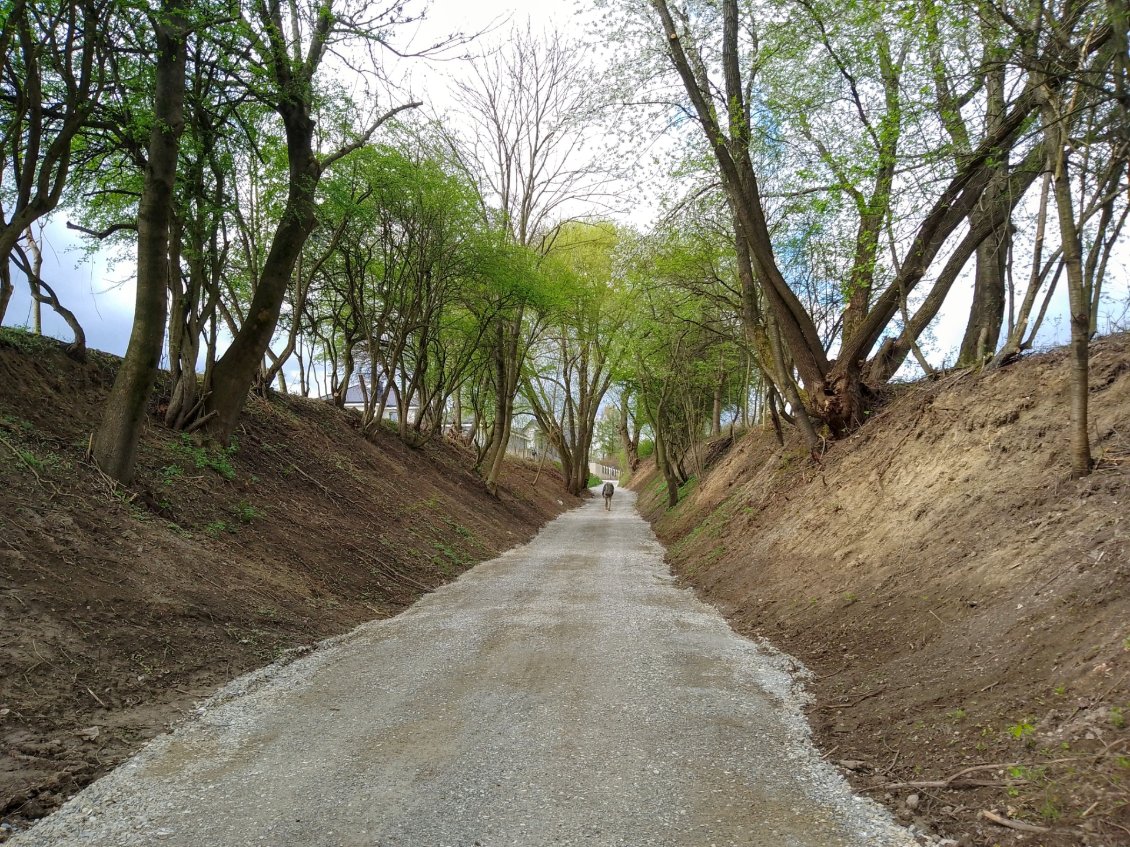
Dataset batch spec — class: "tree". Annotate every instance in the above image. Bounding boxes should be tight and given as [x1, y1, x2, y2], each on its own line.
[602, 0, 1121, 462]
[0, 0, 107, 345]
[200, 0, 425, 442]
[449, 24, 609, 494]
[92, 0, 189, 482]
[521, 222, 628, 495]
[623, 223, 751, 505]
[1026, 0, 1130, 476]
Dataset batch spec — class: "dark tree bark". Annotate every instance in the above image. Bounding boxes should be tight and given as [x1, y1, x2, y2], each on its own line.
[0, 0, 104, 325]
[93, 0, 188, 482]
[618, 390, 641, 473]
[651, 0, 1045, 434]
[957, 62, 1011, 366]
[482, 312, 524, 495]
[200, 2, 419, 442]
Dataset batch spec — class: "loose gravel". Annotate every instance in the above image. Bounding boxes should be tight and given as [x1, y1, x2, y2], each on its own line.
[11, 490, 916, 847]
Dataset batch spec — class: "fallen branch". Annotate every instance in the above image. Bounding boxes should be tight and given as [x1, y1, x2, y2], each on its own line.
[813, 686, 887, 711]
[864, 738, 1129, 791]
[865, 778, 1029, 791]
[369, 559, 434, 593]
[288, 462, 333, 496]
[981, 810, 1049, 834]
[0, 432, 52, 492]
[85, 685, 108, 708]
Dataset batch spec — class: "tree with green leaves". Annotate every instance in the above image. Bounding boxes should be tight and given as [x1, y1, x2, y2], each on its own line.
[449, 24, 610, 494]
[622, 222, 754, 505]
[92, 0, 189, 482]
[600, 0, 1125, 479]
[200, 0, 427, 442]
[521, 222, 629, 495]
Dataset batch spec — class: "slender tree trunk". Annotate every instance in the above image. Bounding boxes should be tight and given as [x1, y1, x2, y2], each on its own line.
[653, 422, 679, 508]
[990, 173, 1053, 368]
[0, 265, 12, 324]
[204, 102, 320, 442]
[1041, 100, 1091, 477]
[711, 377, 723, 437]
[958, 63, 1011, 366]
[92, 0, 187, 482]
[618, 392, 640, 473]
[24, 227, 42, 333]
[1050, 165, 1091, 477]
[483, 312, 523, 494]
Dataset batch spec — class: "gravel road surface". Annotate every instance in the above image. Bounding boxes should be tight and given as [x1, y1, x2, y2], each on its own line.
[12, 489, 914, 847]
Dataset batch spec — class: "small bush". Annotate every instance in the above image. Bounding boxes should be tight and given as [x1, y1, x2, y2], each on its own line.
[233, 501, 263, 524]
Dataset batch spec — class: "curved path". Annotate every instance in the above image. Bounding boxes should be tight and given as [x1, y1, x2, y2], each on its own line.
[12, 490, 913, 847]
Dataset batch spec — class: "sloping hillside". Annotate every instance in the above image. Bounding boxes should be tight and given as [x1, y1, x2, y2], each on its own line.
[634, 334, 1130, 847]
[0, 329, 580, 838]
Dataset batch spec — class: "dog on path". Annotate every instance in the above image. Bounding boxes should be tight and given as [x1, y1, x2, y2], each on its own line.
[602, 481, 615, 511]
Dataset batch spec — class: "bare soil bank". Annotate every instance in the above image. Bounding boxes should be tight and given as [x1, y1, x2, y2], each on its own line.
[633, 334, 1130, 847]
[0, 330, 579, 838]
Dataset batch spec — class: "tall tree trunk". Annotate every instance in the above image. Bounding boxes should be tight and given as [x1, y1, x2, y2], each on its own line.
[711, 377, 723, 437]
[1041, 103, 1091, 477]
[92, 0, 187, 482]
[958, 65, 1010, 365]
[618, 391, 640, 473]
[204, 103, 319, 442]
[24, 227, 42, 333]
[482, 312, 523, 494]
[0, 265, 12, 324]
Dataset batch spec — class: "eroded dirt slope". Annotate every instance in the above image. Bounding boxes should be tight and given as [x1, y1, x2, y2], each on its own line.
[634, 334, 1130, 847]
[0, 329, 579, 838]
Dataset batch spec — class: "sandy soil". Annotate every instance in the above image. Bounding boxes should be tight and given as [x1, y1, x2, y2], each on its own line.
[0, 329, 579, 839]
[633, 334, 1130, 847]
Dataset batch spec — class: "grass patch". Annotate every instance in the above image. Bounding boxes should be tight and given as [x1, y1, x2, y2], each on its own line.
[0, 326, 62, 356]
[170, 434, 238, 480]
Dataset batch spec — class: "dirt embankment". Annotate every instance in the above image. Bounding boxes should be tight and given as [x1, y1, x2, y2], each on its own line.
[634, 335, 1130, 847]
[0, 329, 580, 838]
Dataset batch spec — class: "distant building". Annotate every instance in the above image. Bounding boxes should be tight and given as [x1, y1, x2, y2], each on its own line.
[324, 376, 418, 423]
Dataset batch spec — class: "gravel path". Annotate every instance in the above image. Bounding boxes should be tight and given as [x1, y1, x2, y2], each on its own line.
[11, 490, 914, 847]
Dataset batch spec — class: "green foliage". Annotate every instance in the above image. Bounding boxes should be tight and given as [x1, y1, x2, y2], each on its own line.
[233, 501, 263, 524]
[204, 520, 229, 538]
[0, 326, 60, 357]
[587, 473, 602, 487]
[0, 413, 35, 435]
[1007, 718, 1036, 741]
[171, 435, 237, 480]
[12, 447, 62, 473]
